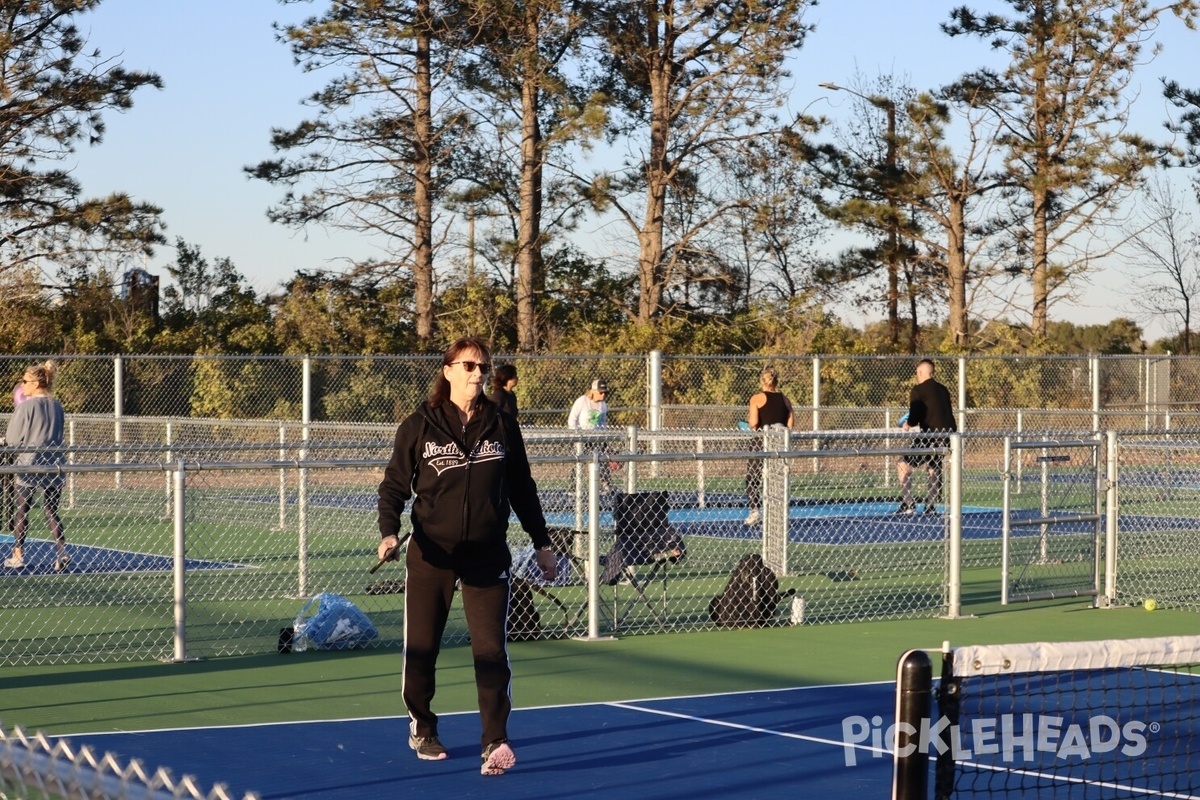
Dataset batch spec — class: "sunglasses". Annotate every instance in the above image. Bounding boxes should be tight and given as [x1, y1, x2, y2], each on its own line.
[448, 360, 491, 374]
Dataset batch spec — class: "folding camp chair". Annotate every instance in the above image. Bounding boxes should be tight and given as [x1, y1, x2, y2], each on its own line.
[510, 527, 590, 638]
[599, 491, 685, 630]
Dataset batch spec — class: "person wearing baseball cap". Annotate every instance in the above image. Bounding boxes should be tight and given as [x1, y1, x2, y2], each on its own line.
[568, 379, 608, 430]
[568, 377, 612, 492]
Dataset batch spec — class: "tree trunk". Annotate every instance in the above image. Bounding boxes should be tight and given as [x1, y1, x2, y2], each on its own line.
[413, 0, 436, 345]
[1028, 1, 1050, 341]
[516, 10, 544, 353]
[637, 2, 670, 324]
[1031, 183, 1049, 339]
[947, 196, 969, 348]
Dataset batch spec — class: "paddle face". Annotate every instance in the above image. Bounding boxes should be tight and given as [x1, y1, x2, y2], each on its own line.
[736, 420, 751, 432]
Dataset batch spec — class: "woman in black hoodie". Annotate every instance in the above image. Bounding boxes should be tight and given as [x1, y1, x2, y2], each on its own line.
[377, 337, 556, 776]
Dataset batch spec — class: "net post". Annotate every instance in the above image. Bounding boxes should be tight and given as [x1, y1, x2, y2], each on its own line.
[933, 643, 958, 800]
[893, 648, 933, 800]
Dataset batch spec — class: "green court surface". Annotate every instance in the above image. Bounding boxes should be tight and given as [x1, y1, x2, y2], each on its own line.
[3, 570, 1198, 740]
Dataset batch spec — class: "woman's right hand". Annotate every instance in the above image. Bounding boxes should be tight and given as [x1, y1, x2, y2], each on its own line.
[378, 535, 400, 562]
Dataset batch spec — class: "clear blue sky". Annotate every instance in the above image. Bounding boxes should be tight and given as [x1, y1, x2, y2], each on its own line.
[71, 0, 1199, 342]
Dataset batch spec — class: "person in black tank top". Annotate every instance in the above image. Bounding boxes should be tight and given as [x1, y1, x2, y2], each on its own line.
[744, 367, 794, 526]
[896, 358, 956, 515]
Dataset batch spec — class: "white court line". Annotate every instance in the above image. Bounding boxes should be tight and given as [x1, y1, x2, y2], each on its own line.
[605, 700, 890, 759]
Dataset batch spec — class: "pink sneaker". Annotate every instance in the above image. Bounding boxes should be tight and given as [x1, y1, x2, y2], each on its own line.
[480, 740, 516, 776]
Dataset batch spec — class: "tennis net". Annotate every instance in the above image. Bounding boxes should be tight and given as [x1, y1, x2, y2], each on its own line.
[893, 636, 1200, 799]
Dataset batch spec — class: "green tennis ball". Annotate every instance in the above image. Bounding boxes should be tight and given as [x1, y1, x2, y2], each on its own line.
[1144, 598, 1158, 611]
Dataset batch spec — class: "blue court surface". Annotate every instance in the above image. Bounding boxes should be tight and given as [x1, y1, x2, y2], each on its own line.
[55, 683, 899, 799]
[229, 488, 1200, 546]
[0, 534, 236, 575]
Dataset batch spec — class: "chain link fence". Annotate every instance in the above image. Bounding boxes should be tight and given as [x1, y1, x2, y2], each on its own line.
[1107, 430, 1200, 610]
[3, 425, 1200, 666]
[0, 723, 257, 800]
[8, 352, 1200, 434]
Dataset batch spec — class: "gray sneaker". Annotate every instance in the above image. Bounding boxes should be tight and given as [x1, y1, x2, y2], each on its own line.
[409, 734, 448, 761]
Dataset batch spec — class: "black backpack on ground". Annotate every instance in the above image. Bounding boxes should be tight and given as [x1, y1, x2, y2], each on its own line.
[708, 554, 794, 628]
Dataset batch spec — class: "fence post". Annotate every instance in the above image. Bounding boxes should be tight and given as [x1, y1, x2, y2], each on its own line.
[625, 425, 638, 493]
[574, 439, 585, 531]
[649, 350, 662, 477]
[172, 461, 189, 663]
[302, 356, 312, 443]
[164, 421, 173, 519]
[883, 409, 892, 489]
[113, 355, 123, 489]
[1001, 436, 1013, 605]
[958, 356, 967, 433]
[278, 423, 287, 532]
[946, 433, 963, 619]
[67, 419, 75, 509]
[298, 357, 311, 599]
[648, 349, 663, 432]
[1015, 410, 1024, 493]
[811, 355, 821, 433]
[586, 453, 606, 640]
[1104, 430, 1118, 607]
[297, 458, 309, 599]
[1143, 355, 1149, 430]
[812, 356, 821, 473]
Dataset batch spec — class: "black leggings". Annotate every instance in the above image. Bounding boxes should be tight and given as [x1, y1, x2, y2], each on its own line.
[14, 485, 65, 548]
[402, 537, 512, 748]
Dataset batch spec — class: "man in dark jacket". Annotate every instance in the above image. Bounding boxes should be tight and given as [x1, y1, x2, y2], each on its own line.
[896, 358, 956, 515]
[377, 337, 556, 777]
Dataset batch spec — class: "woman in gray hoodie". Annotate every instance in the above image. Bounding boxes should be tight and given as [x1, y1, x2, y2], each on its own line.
[4, 360, 67, 571]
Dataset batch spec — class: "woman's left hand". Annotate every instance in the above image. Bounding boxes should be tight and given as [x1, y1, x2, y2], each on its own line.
[535, 548, 557, 582]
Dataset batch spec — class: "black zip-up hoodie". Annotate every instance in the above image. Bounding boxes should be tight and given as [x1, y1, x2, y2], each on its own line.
[377, 398, 551, 571]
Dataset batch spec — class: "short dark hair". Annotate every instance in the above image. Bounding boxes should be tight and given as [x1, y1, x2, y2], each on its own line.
[491, 363, 517, 394]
